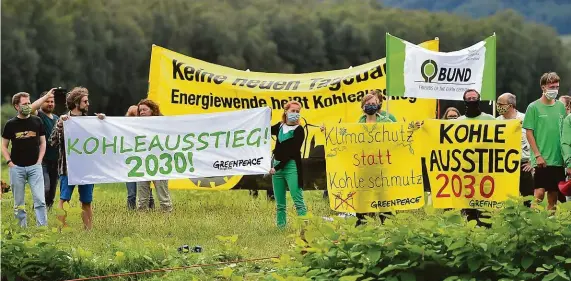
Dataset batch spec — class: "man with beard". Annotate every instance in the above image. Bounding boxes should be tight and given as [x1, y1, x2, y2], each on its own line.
[30, 89, 59, 208]
[50, 87, 105, 230]
[2, 92, 47, 227]
[457, 89, 495, 120]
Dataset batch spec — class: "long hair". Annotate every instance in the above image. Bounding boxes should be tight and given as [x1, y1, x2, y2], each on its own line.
[442, 107, 461, 119]
[66, 87, 89, 111]
[137, 99, 162, 116]
[281, 100, 302, 124]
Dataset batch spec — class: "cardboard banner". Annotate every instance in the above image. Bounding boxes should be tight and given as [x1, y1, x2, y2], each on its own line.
[324, 122, 424, 213]
[418, 119, 520, 209]
[64, 108, 271, 185]
[386, 34, 496, 101]
[148, 40, 439, 190]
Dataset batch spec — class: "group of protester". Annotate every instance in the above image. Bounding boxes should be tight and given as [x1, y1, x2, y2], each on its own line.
[1, 87, 172, 229]
[2, 72, 570, 230]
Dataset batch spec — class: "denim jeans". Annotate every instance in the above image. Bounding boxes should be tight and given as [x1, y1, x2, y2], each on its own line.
[9, 164, 47, 227]
[42, 159, 58, 208]
[126, 182, 154, 210]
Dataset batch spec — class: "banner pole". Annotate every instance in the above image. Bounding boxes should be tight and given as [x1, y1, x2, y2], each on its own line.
[435, 37, 439, 119]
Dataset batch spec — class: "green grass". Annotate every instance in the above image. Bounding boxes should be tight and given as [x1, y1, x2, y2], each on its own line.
[0, 164, 335, 260]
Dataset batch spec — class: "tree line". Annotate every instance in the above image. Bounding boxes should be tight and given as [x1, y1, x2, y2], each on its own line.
[2, 0, 571, 118]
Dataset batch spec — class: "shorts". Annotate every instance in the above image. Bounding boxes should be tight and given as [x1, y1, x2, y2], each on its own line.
[60, 175, 94, 203]
[534, 166, 565, 192]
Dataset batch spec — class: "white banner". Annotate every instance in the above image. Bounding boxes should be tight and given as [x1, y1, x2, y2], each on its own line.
[64, 107, 272, 185]
[386, 34, 496, 101]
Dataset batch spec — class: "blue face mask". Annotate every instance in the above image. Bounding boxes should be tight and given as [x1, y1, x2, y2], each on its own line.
[287, 112, 300, 123]
[364, 104, 379, 115]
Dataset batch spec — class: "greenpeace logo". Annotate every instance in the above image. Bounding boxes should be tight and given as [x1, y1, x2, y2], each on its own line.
[419, 59, 474, 85]
[213, 157, 264, 170]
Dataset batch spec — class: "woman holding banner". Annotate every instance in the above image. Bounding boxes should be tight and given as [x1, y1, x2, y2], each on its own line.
[356, 92, 393, 225]
[269, 101, 307, 229]
[135, 99, 173, 212]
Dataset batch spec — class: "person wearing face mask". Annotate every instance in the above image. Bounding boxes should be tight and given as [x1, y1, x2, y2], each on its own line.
[442, 107, 460, 120]
[1, 92, 48, 227]
[496, 93, 534, 207]
[356, 93, 393, 225]
[50, 87, 106, 230]
[523, 72, 567, 211]
[457, 89, 495, 120]
[269, 101, 307, 228]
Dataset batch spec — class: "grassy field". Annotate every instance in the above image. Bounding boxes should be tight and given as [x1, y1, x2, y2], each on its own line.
[1, 164, 337, 279]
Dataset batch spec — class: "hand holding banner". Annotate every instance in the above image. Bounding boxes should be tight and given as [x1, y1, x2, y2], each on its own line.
[63, 108, 271, 185]
[324, 122, 425, 213]
[418, 119, 521, 209]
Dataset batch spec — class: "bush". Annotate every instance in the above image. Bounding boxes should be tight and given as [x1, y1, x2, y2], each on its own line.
[272, 199, 571, 281]
[0, 225, 249, 281]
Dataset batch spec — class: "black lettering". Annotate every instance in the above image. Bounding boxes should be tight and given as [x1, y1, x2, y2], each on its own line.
[440, 124, 454, 144]
[184, 66, 195, 80]
[173, 59, 184, 79]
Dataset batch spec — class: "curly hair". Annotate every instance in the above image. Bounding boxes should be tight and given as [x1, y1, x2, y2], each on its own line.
[137, 99, 162, 116]
[540, 72, 560, 88]
[66, 87, 89, 111]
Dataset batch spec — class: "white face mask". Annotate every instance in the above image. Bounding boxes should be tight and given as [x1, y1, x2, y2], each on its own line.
[544, 89, 558, 100]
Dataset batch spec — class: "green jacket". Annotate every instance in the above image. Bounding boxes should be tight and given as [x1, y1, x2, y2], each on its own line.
[562, 114, 571, 168]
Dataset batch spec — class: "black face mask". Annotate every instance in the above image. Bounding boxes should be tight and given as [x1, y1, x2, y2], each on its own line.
[464, 100, 481, 118]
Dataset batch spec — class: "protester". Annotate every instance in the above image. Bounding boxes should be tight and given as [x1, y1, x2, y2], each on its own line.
[30, 89, 59, 209]
[523, 72, 567, 210]
[269, 100, 308, 228]
[2, 92, 47, 227]
[562, 110, 571, 202]
[457, 89, 495, 120]
[371, 89, 397, 121]
[560, 95, 571, 115]
[50, 87, 105, 229]
[136, 99, 173, 212]
[124, 105, 155, 210]
[496, 93, 534, 207]
[441, 107, 460, 119]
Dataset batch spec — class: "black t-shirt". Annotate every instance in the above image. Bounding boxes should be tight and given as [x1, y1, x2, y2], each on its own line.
[2, 116, 45, 167]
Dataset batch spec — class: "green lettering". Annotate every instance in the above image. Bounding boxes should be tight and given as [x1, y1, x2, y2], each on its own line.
[246, 128, 262, 147]
[66, 138, 83, 155]
[102, 136, 118, 154]
[83, 137, 99, 155]
[182, 133, 195, 151]
[165, 135, 181, 151]
[196, 133, 210, 151]
[210, 131, 225, 148]
[148, 135, 165, 151]
[120, 136, 133, 153]
[134, 136, 147, 153]
[232, 130, 246, 148]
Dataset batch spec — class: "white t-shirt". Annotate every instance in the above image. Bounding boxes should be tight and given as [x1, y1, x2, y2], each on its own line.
[497, 111, 530, 161]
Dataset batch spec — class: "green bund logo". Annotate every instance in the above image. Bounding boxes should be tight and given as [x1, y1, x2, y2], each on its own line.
[421, 59, 438, 82]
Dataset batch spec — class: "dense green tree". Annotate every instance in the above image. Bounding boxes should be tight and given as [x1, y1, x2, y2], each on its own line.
[1, 0, 570, 117]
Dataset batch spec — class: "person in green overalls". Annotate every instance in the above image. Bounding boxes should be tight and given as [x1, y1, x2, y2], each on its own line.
[269, 100, 307, 228]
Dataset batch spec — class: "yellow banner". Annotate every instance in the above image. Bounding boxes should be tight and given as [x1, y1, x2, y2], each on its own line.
[148, 40, 439, 190]
[418, 119, 521, 209]
[324, 122, 425, 212]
